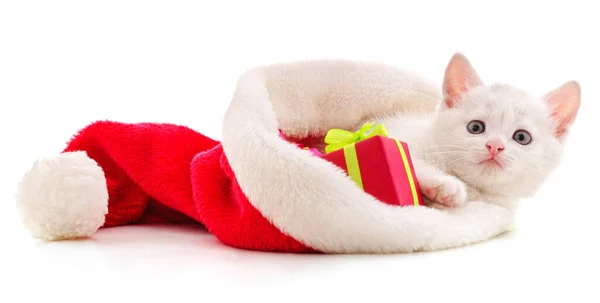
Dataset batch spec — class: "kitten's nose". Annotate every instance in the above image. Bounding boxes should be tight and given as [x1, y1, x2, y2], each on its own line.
[486, 140, 505, 157]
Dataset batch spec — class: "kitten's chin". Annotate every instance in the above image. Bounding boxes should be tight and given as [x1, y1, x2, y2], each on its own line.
[452, 160, 514, 188]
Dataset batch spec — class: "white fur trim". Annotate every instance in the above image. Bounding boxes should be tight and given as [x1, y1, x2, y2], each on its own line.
[16, 151, 108, 240]
[222, 60, 515, 253]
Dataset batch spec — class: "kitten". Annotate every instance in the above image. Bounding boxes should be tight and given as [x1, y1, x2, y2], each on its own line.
[377, 53, 581, 210]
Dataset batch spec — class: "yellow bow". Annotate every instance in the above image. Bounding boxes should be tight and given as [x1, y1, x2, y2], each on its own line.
[324, 122, 389, 154]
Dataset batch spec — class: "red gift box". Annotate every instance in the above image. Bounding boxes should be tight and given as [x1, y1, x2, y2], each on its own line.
[320, 124, 424, 207]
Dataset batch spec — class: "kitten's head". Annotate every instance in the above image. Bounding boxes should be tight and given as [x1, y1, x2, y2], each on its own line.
[430, 53, 581, 198]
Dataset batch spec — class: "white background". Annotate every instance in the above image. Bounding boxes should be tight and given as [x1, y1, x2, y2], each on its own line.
[1, 1, 598, 302]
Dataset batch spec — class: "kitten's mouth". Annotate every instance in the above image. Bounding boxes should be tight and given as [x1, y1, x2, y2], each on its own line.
[479, 158, 503, 169]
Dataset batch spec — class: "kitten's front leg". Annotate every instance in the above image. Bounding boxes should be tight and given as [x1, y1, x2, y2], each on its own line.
[413, 159, 467, 208]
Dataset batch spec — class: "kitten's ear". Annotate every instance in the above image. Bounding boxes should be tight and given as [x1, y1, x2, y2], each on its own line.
[442, 53, 483, 108]
[543, 80, 581, 138]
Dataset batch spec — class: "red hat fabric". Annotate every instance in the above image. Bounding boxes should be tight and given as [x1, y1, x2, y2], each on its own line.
[15, 60, 514, 254]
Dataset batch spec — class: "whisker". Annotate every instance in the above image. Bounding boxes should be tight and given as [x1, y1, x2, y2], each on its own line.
[423, 151, 473, 156]
[446, 158, 470, 166]
[422, 144, 470, 149]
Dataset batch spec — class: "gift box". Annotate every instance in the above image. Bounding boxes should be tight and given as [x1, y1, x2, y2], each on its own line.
[320, 122, 424, 207]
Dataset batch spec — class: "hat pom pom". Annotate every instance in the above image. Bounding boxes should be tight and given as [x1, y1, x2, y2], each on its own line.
[16, 151, 109, 240]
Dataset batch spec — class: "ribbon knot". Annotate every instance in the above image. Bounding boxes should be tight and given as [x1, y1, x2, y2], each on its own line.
[324, 122, 388, 154]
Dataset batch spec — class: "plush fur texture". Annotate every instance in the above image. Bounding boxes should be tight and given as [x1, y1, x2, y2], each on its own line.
[15, 55, 579, 254]
[378, 54, 581, 211]
[220, 57, 549, 253]
[16, 151, 109, 240]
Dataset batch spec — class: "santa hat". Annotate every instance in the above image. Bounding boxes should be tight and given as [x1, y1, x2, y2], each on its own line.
[15, 60, 514, 254]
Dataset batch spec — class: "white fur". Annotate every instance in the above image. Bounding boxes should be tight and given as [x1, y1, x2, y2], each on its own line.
[16, 151, 108, 240]
[221, 59, 534, 253]
[378, 54, 579, 212]
[380, 84, 567, 210]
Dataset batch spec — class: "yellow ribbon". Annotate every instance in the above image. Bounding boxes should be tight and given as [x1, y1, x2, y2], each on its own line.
[394, 140, 421, 206]
[324, 122, 389, 154]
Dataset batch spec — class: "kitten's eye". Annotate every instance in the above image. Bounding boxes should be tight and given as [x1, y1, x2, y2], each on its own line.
[467, 120, 485, 134]
[513, 130, 532, 145]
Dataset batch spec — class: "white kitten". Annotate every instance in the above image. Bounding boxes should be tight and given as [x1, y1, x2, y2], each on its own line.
[378, 53, 581, 210]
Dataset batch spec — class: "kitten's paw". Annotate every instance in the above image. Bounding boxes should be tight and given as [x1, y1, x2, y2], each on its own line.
[419, 175, 467, 208]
